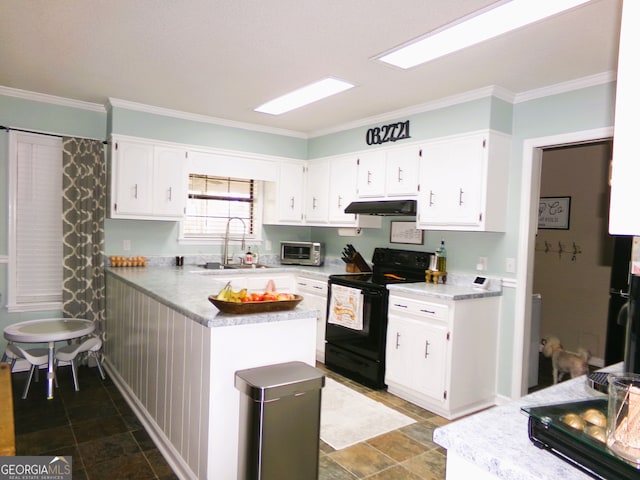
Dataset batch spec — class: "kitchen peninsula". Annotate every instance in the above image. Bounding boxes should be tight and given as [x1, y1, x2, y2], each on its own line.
[104, 266, 318, 480]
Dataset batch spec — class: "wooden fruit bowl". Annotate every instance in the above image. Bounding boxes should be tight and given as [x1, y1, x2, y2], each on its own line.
[208, 294, 303, 314]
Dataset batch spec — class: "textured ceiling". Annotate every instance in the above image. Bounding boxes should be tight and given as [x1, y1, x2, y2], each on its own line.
[0, 0, 622, 136]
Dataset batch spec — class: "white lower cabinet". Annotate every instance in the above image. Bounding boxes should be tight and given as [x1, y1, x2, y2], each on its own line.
[385, 291, 500, 419]
[295, 275, 328, 363]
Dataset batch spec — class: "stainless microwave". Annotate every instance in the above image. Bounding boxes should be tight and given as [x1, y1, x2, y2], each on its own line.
[280, 241, 324, 266]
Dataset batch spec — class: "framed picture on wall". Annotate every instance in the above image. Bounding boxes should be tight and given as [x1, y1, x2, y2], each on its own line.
[538, 196, 571, 230]
[390, 221, 424, 244]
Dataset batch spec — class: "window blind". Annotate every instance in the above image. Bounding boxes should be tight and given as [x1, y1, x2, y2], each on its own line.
[183, 175, 255, 239]
[10, 132, 63, 308]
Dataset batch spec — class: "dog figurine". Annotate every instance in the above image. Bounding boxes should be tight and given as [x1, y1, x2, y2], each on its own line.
[541, 337, 590, 384]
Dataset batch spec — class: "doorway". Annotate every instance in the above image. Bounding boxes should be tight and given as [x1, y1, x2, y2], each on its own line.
[531, 141, 613, 390]
[512, 126, 614, 398]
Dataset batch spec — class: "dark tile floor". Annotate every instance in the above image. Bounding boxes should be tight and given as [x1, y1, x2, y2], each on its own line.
[10, 365, 177, 480]
[9, 356, 571, 479]
[10, 362, 448, 480]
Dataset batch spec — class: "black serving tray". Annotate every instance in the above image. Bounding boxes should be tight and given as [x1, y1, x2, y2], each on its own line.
[523, 399, 640, 480]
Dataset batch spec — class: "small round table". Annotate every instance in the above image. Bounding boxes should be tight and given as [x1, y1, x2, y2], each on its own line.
[3, 318, 95, 399]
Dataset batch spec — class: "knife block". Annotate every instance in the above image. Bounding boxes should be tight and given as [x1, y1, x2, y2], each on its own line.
[345, 263, 358, 273]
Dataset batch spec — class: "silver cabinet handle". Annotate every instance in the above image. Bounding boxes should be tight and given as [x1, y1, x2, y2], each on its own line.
[313, 197, 317, 209]
[397, 167, 403, 183]
[425, 340, 430, 358]
[290, 196, 295, 209]
[459, 188, 464, 205]
[429, 190, 435, 206]
[395, 332, 401, 349]
[134, 184, 138, 199]
[168, 187, 172, 201]
[337, 195, 343, 208]
[367, 171, 372, 185]
[420, 309, 436, 315]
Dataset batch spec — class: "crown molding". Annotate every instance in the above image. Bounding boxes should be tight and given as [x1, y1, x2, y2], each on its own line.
[0, 85, 106, 112]
[309, 85, 516, 138]
[308, 71, 617, 138]
[513, 71, 616, 103]
[107, 98, 308, 139]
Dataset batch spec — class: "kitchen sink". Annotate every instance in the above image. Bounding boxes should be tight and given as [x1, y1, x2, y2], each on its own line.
[200, 262, 273, 270]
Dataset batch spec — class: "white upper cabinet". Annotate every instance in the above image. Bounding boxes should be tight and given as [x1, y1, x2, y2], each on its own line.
[385, 145, 420, 197]
[357, 146, 420, 199]
[153, 145, 188, 217]
[263, 161, 306, 224]
[417, 131, 509, 232]
[356, 150, 386, 198]
[609, 1, 639, 235]
[305, 159, 330, 224]
[328, 155, 359, 225]
[110, 137, 187, 220]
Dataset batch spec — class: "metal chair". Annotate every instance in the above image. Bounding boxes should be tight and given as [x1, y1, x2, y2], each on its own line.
[4, 344, 52, 399]
[54, 335, 105, 391]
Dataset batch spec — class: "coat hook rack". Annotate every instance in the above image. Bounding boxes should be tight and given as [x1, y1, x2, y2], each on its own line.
[536, 240, 582, 261]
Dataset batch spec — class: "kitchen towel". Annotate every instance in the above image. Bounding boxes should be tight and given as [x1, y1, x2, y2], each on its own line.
[328, 284, 363, 331]
[320, 378, 415, 450]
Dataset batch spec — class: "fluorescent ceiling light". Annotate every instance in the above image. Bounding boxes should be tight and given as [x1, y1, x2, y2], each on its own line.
[254, 77, 354, 115]
[377, 0, 591, 69]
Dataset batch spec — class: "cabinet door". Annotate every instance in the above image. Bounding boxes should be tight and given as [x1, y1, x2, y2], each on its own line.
[386, 146, 420, 197]
[153, 145, 187, 218]
[305, 160, 330, 224]
[418, 135, 484, 228]
[356, 150, 386, 197]
[387, 315, 448, 402]
[278, 163, 305, 223]
[385, 316, 414, 386]
[113, 140, 153, 216]
[411, 320, 448, 401]
[328, 155, 358, 225]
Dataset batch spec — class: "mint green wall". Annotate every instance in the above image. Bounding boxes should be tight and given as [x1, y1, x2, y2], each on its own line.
[308, 96, 502, 159]
[110, 107, 307, 159]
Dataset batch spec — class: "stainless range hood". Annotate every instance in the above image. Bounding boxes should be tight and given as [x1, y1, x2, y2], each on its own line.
[344, 199, 416, 216]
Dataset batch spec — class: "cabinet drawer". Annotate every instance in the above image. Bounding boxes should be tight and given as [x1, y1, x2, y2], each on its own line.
[388, 296, 448, 321]
[296, 277, 328, 296]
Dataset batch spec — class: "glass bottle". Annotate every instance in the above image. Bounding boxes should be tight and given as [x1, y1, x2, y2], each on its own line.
[436, 240, 447, 272]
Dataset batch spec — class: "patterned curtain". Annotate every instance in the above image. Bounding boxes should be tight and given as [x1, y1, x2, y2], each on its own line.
[61, 137, 106, 331]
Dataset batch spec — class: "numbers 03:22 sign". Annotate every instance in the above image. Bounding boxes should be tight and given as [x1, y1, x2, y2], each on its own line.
[365, 120, 410, 145]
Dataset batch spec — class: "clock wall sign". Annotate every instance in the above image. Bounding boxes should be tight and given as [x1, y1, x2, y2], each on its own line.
[365, 120, 411, 145]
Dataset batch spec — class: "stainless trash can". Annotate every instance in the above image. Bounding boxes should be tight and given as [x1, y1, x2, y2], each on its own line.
[235, 361, 325, 480]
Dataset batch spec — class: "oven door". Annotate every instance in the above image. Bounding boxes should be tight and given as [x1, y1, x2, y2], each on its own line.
[325, 281, 388, 361]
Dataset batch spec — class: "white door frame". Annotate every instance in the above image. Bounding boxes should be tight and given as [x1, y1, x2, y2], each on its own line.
[511, 126, 614, 398]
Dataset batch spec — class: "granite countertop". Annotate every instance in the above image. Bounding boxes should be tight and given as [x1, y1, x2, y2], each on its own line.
[387, 273, 502, 300]
[106, 265, 330, 329]
[433, 366, 622, 480]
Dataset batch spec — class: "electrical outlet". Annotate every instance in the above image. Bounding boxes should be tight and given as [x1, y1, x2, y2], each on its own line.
[123, 240, 131, 251]
[476, 257, 487, 271]
[506, 257, 516, 273]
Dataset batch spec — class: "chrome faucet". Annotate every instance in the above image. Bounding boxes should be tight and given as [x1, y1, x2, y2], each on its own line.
[223, 217, 246, 265]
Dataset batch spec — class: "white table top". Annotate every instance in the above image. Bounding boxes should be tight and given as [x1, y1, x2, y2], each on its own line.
[3, 318, 95, 343]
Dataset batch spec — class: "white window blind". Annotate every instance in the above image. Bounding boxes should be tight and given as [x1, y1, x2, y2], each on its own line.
[9, 132, 63, 311]
[183, 175, 255, 240]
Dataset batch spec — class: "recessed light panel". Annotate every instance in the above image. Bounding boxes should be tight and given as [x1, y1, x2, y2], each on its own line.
[254, 77, 355, 115]
[377, 0, 590, 69]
